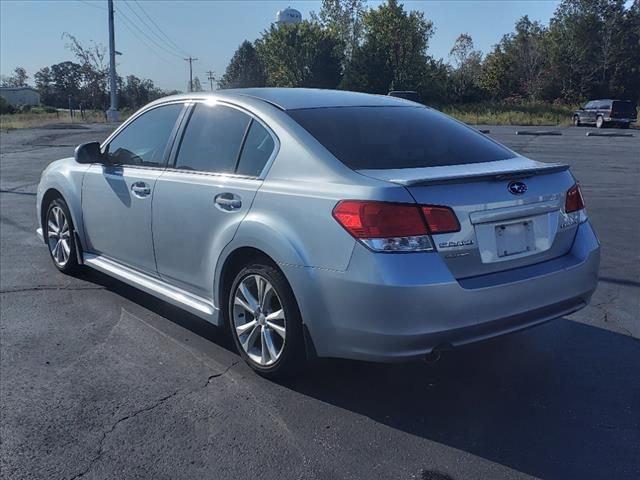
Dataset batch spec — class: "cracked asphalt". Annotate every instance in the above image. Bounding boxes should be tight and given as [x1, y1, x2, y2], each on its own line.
[1, 123, 639, 480]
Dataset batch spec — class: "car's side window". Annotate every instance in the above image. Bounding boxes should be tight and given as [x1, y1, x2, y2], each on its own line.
[106, 103, 184, 167]
[600, 101, 611, 110]
[584, 101, 594, 110]
[236, 120, 276, 177]
[174, 103, 251, 174]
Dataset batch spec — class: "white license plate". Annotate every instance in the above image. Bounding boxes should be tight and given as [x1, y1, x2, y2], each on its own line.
[495, 221, 534, 257]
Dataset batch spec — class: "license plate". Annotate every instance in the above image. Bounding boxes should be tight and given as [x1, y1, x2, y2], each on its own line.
[495, 221, 534, 257]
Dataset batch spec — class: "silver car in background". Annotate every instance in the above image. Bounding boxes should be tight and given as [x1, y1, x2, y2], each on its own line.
[36, 88, 600, 377]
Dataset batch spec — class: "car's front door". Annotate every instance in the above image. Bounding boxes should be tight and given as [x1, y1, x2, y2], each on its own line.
[582, 101, 595, 124]
[152, 102, 277, 300]
[82, 102, 185, 275]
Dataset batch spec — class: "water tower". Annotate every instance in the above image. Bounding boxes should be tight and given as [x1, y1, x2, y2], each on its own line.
[276, 7, 302, 25]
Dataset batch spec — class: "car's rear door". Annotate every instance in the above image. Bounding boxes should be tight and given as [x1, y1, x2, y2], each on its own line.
[82, 102, 186, 275]
[152, 101, 277, 299]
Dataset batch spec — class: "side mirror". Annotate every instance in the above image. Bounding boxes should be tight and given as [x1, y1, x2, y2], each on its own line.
[75, 142, 105, 164]
[579, 107, 584, 111]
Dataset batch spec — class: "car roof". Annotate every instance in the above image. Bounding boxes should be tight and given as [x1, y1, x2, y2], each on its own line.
[160, 88, 418, 111]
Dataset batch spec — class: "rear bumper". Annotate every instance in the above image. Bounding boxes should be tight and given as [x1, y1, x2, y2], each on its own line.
[604, 117, 635, 124]
[281, 221, 600, 362]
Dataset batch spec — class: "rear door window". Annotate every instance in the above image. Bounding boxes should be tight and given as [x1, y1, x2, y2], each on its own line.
[175, 103, 251, 173]
[613, 101, 636, 115]
[288, 106, 513, 170]
[236, 121, 276, 177]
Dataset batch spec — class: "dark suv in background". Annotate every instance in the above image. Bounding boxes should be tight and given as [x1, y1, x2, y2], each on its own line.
[573, 99, 637, 129]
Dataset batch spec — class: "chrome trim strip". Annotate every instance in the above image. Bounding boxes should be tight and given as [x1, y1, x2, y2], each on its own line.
[83, 254, 218, 321]
[470, 199, 561, 225]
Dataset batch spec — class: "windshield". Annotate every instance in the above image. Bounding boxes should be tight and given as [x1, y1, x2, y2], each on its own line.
[288, 106, 514, 170]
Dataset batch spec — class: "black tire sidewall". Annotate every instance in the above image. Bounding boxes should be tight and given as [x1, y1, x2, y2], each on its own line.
[45, 198, 79, 273]
[228, 263, 304, 378]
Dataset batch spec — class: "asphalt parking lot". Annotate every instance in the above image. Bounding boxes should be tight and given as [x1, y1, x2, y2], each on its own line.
[1, 123, 638, 480]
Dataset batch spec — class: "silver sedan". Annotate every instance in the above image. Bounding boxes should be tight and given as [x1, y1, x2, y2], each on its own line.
[36, 88, 600, 378]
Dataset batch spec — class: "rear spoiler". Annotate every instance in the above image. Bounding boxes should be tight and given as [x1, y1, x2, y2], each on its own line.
[357, 159, 570, 187]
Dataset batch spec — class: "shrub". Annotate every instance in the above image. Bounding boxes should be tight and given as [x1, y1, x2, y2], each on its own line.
[0, 97, 16, 114]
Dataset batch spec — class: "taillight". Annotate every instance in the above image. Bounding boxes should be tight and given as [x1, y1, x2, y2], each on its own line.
[565, 183, 585, 213]
[421, 206, 460, 234]
[332, 201, 460, 252]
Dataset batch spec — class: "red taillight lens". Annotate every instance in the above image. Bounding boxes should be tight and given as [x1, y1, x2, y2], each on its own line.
[565, 183, 585, 213]
[332, 201, 427, 238]
[421, 206, 461, 234]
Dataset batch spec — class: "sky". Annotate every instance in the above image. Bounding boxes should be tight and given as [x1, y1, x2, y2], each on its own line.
[0, 0, 562, 92]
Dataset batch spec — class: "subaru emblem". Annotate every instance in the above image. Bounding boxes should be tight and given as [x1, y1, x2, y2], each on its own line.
[508, 181, 527, 195]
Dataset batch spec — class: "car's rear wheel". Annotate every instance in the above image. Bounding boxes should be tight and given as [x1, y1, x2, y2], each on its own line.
[596, 115, 605, 129]
[45, 198, 80, 274]
[228, 263, 305, 379]
[573, 115, 581, 127]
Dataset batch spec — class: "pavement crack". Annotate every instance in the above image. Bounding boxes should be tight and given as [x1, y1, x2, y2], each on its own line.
[68, 390, 182, 480]
[0, 284, 105, 294]
[67, 361, 239, 480]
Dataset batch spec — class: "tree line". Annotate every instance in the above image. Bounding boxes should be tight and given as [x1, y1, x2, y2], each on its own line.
[2, 0, 638, 112]
[219, 0, 640, 105]
[1, 33, 178, 111]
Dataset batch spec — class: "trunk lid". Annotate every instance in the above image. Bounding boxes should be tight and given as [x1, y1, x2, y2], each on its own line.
[359, 157, 580, 279]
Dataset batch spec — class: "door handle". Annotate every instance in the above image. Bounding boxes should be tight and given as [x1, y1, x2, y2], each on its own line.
[214, 193, 242, 211]
[131, 182, 151, 198]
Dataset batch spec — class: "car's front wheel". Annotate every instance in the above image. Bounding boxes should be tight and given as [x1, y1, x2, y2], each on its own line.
[44, 198, 80, 274]
[596, 115, 605, 129]
[573, 115, 581, 127]
[228, 263, 305, 379]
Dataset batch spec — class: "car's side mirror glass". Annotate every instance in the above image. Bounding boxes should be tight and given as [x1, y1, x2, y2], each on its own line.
[75, 142, 106, 164]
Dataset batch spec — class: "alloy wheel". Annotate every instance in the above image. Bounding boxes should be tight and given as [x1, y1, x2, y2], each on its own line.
[47, 206, 71, 267]
[232, 274, 286, 366]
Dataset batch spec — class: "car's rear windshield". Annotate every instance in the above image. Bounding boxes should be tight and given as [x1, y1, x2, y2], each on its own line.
[288, 106, 514, 170]
[612, 101, 636, 114]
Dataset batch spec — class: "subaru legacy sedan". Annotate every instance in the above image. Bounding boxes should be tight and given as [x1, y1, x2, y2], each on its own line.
[36, 88, 600, 377]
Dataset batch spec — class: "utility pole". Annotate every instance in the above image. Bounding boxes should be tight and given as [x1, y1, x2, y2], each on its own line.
[184, 57, 198, 92]
[206, 70, 216, 91]
[106, 0, 119, 122]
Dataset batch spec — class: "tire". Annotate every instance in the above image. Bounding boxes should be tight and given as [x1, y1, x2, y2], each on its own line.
[573, 115, 581, 127]
[228, 263, 305, 379]
[44, 197, 80, 274]
[596, 115, 605, 129]
[621, 122, 630, 129]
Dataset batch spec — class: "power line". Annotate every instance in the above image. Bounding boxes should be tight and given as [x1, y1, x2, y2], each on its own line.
[115, 9, 181, 65]
[121, 0, 186, 58]
[77, 0, 105, 11]
[115, 5, 183, 59]
[132, 0, 191, 57]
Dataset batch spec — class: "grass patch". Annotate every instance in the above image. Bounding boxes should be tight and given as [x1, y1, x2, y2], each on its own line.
[442, 103, 577, 126]
[0, 109, 113, 130]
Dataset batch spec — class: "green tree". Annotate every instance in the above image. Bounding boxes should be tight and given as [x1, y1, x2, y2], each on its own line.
[218, 41, 266, 89]
[548, 0, 631, 101]
[63, 33, 108, 109]
[1, 66, 29, 87]
[449, 34, 484, 102]
[256, 21, 344, 88]
[342, 0, 434, 93]
[313, 0, 366, 62]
